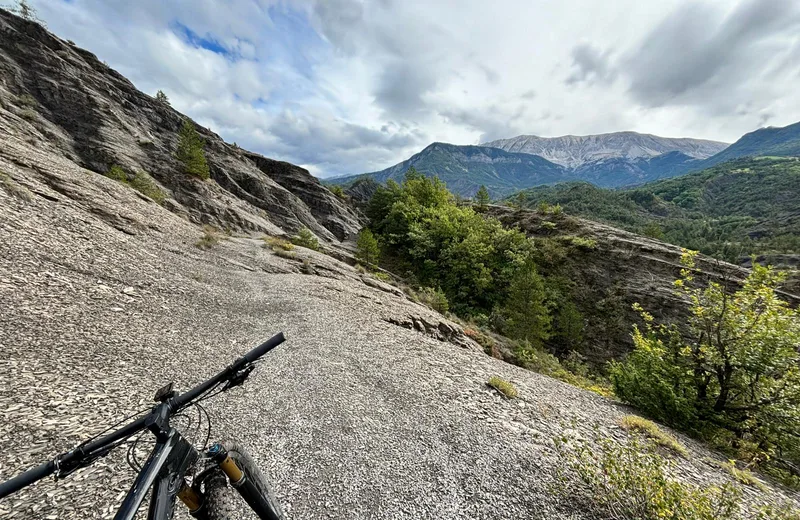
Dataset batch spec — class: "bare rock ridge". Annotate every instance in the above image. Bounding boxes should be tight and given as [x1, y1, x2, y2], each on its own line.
[0, 9, 361, 241]
[482, 131, 729, 168]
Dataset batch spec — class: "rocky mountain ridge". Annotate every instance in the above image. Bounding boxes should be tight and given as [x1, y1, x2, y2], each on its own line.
[481, 131, 728, 168]
[0, 9, 362, 242]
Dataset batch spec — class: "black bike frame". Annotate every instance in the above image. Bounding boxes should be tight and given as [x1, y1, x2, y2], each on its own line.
[115, 409, 200, 520]
[0, 332, 287, 518]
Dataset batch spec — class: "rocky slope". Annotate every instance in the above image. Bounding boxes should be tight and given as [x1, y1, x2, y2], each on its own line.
[485, 205, 800, 364]
[482, 131, 728, 168]
[2, 121, 799, 519]
[0, 9, 362, 242]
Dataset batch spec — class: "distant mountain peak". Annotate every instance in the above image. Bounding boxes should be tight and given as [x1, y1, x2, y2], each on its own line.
[482, 132, 729, 168]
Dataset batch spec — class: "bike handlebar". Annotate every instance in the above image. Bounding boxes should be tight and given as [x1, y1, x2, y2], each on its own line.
[0, 332, 286, 501]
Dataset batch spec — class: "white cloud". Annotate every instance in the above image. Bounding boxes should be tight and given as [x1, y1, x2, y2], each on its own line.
[27, 0, 800, 176]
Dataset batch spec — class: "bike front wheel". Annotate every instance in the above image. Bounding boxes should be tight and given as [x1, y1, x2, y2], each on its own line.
[201, 440, 284, 520]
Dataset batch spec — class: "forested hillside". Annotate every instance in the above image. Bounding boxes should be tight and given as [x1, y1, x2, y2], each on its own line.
[513, 157, 800, 264]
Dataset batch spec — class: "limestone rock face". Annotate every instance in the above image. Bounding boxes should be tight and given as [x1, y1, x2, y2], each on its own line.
[0, 10, 361, 241]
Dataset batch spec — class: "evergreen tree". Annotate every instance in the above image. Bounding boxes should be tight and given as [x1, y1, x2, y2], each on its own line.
[355, 228, 380, 267]
[176, 120, 209, 179]
[475, 185, 490, 210]
[156, 90, 170, 105]
[501, 260, 551, 347]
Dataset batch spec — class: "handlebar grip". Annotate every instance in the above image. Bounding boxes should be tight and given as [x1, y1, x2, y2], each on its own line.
[242, 332, 286, 364]
[0, 460, 55, 500]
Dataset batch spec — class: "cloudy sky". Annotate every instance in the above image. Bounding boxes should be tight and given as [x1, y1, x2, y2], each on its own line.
[28, 0, 800, 177]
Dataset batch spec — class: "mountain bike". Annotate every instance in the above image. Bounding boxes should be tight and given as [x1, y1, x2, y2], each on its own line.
[0, 332, 287, 520]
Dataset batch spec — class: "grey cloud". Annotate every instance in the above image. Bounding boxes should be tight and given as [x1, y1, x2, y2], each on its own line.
[374, 60, 439, 118]
[440, 105, 528, 143]
[625, 0, 800, 107]
[565, 43, 616, 85]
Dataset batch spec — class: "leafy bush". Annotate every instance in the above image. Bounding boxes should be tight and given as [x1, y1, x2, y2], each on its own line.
[487, 376, 517, 398]
[176, 120, 210, 179]
[610, 250, 800, 479]
[355, 228, 380, 267]
[619, 415, 687, 457]
[554, 435, 743, 520]
[291, 227, 320, 251]
[415, 286, 449, 314]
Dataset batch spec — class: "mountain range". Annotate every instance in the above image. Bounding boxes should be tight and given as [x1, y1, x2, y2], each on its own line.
[331, 124, 800, 197]
[481, 132, 727, 167]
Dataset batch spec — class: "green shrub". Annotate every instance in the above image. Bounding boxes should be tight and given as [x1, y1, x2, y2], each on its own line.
[610, 251, 800, 475]
[176, 120, 210, 179]
[619, 415, 687, 457]
[105, 165, 128, 182]
[129, 172, 166, 204]
[355, 228, 380, 267]
[415, 286, 449, 314]
[487, 376, 518, 398]
[562, 235, 597, 250]
[372, 271, 390, 282]
[291, 227, 320, 250]
[475, 185, 490, 210]
[554, 435, 742, 520]
[329, 185, 345, 198]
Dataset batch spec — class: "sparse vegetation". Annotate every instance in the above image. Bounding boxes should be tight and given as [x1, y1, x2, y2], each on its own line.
[554, 435, 744, 520]
[0, 170, 32, 201]
[291, 227, 320, 251]
[513, 340, 612, 397]
[19, 107, 36, 121]
[176, 120, 210, 179]
[273, 248, 297, 260]
[102, 165, 166, 205]
[561, 235, 597, 250]
[129, 172, 166, 204]
[705, 458, 767, 491]
[414, 286, 449, 314]
[5, 1, 45, 25]
[487, 376, 518, 398]
[619, 415, 687, 457]
[155, 90, 169, 105]
[195, 226, 221, 250]
[329, 184, 346, 199]
[264, 236, 294, 252]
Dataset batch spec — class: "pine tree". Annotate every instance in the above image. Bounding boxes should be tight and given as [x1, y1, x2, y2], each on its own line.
[176, 120, 209, 179]
[355, 228, 380, 268]
[156, 90, 170, 105]
[475, 185, 490, 210]
[502, 260, 551, 346]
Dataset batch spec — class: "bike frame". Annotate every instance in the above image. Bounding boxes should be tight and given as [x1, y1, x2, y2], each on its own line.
[0, 332, 287, 519]
[115, 403, 201, 520]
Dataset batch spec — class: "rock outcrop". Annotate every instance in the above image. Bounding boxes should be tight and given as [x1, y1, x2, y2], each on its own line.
[0, 10, 361, 241]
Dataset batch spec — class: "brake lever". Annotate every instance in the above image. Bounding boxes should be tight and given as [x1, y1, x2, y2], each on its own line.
[222, 363, 255, 392]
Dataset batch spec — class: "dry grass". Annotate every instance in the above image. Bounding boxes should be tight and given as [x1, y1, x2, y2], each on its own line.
[264, 236, 295, 252]
[487, 376, 518, 399]
[0, 171, 32, 201]
[705, 458, 768, 491]
[619, 416, 687, 457]
[195, 225, 222, 250]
